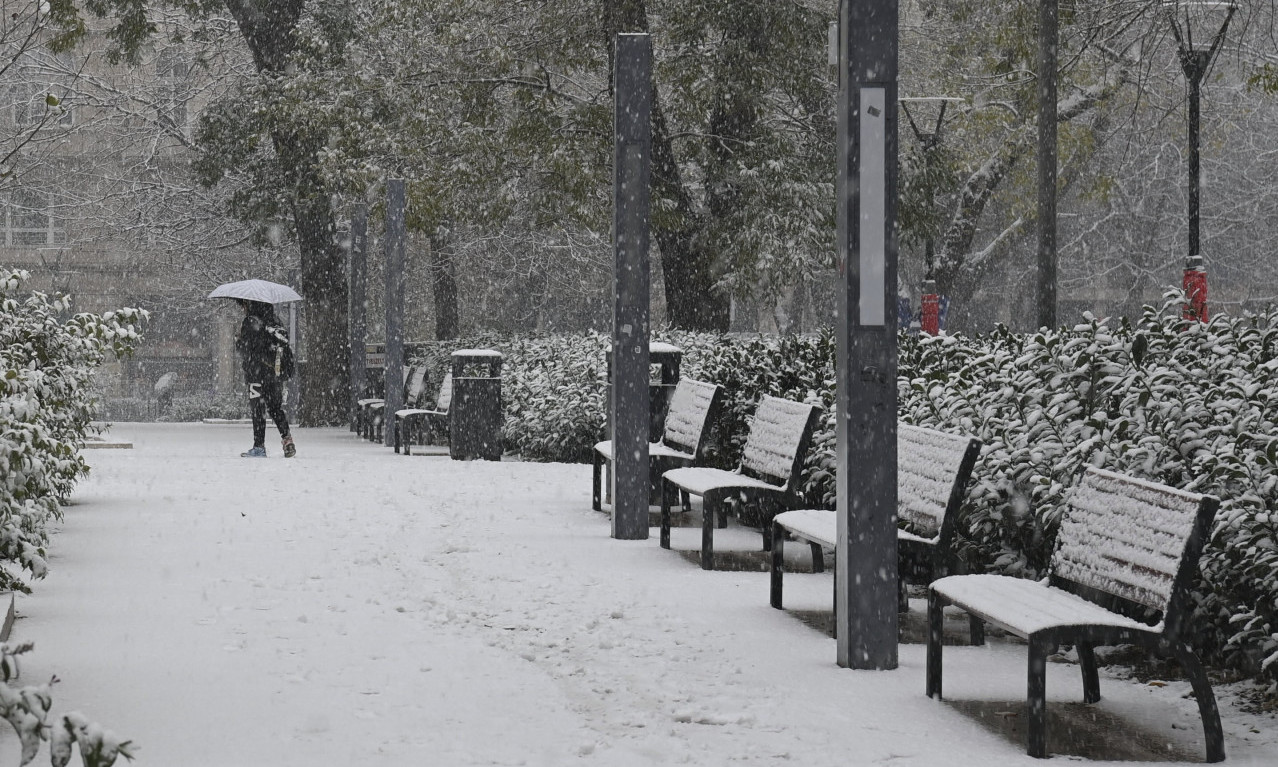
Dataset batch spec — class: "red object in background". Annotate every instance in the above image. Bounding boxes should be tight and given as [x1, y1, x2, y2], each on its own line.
[921, 280, 940, 336]
[1183, 257, 1208, 322]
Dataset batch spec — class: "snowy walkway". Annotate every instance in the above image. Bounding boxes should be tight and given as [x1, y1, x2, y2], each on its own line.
[7, 423, 1278, 766]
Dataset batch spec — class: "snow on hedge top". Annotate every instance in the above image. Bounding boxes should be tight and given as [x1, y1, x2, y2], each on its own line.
[740, 396, 817, 482]
[451, 349, 503, 357]
[661, 379, 719, 454]
[898, 424, 978, 537]
[1054, 466, 1209, 613]
[649, 341, 682, 354]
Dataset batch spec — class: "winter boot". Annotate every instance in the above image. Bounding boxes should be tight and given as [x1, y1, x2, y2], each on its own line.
[241, 446, 267, 458]
[282, 435, 296, 458]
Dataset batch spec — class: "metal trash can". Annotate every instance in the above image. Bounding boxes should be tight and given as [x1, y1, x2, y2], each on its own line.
[448, 349, 503, 461]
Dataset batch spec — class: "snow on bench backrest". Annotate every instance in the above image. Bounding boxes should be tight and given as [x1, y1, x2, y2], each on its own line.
[436, 372, 453, 412]
[406, 365, 430, 404]
[1053, 466, 1211, 617]
[897, 424, 979, 538]
[661, 379, 720, 455]
[740, 396, 818, 486]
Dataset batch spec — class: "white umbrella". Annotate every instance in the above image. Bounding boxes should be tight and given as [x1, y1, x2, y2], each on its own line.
[208, 279, 303, 304]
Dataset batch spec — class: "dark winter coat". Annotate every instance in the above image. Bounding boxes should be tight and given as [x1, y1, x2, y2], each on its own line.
[236, 306, 291, 384]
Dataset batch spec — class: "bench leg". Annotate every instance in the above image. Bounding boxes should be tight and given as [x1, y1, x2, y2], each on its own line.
[592, 452, 603, 512]
[1077, 641, 1100, 704]
[1171, 642, 1225, 763]
[394, 418, 402, 453]
[770, 521, 785, 609]
[659, 479, 673, 550]
[700, 494, 716, 570]
[898, 578, 910, 613]
[968, 616, 985, 646]
[926, 590, 944, 699]
[809, 542, 825, 574]
[1027, 635, 1050, 758]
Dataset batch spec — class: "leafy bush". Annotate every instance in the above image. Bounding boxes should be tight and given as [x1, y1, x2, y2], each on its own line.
[2, 643, 134, 766]
[0, 270, 145, 592]
[157, 392, 247, 423]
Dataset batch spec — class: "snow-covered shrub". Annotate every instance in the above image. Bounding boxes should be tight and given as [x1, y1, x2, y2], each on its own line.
[0, 270, 145, 592]
[157, 392, 246, 422]
[500, 332, 610, 463]
[1, 643, 134, 766]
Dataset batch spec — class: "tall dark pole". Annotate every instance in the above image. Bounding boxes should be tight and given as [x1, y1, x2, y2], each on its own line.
[835, 0, 899, 671]
[349, 203, 368, 429]
[1187, 71, 1202, 260]
[610, 33, 652, 541]
[383, 180, 406, 447]
[1036, 0, 1057, 331]
[1168, 3, 1235, 302]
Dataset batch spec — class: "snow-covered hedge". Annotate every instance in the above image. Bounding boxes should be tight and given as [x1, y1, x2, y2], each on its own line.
[2, 643, 134, 766]
[0, 270, 145, 593]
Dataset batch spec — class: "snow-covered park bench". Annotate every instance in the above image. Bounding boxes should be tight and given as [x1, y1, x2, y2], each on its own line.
[660, 395, 821, 570]
[591, 378, 724, 511]
[393, 372, 453, 455]
[358, 363, 428, 442]
[769, 423, 982, 640]
[925, 466, 1224, 762]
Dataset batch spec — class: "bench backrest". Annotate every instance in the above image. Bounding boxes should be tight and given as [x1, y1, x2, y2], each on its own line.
[1050, 466, 1218, 636]
[897, 424, 982, 542]
[739, 395, 822, 493]
[436, 372, 454, 413]
[660, 379, 723, 458]
[404, 365, 430, 407]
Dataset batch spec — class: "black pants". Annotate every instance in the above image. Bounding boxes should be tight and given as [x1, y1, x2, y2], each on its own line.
[248, 381, 290, 446]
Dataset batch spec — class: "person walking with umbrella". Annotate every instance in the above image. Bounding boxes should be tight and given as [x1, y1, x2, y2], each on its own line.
[234, 298, 296, 457]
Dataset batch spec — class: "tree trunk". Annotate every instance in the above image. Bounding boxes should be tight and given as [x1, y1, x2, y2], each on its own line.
[225, 0, 349, 425]
[603, 0, 730, 332]
[428, 232, 459, 340]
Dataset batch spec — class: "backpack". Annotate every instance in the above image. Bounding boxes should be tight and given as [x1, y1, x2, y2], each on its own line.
[266, 322, 296, 381]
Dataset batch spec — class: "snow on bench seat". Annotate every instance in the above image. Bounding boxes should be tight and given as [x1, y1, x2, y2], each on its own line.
[771, 509, 835, 548]
[929, 574, 1155, 637]
[661, 466, 782, 495]
[594, 441, 693, 463]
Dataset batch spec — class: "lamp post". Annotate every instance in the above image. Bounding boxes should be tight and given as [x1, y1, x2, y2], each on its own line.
[901, 97, 960, 336]
[1166, 1, 1235, 321]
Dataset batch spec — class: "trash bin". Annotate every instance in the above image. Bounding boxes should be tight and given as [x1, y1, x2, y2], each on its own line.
[448, 349, 503, 461]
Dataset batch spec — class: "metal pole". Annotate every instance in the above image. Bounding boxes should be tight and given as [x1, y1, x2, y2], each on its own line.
[611, 32, 652, 541]
[349, 203, 368, 429]
[835, 0, 899, 671]
[1188, 72, 1201, 260]
[1036, 0, 1057, 331]
[383, 180, 406, 447]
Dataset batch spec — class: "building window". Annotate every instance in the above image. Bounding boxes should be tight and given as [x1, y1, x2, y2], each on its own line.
[156, 48, 188, 131]
[1, 189, 67, 247]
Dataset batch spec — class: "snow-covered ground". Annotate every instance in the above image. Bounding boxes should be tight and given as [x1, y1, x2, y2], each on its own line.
[6, 422, 1278, 766]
